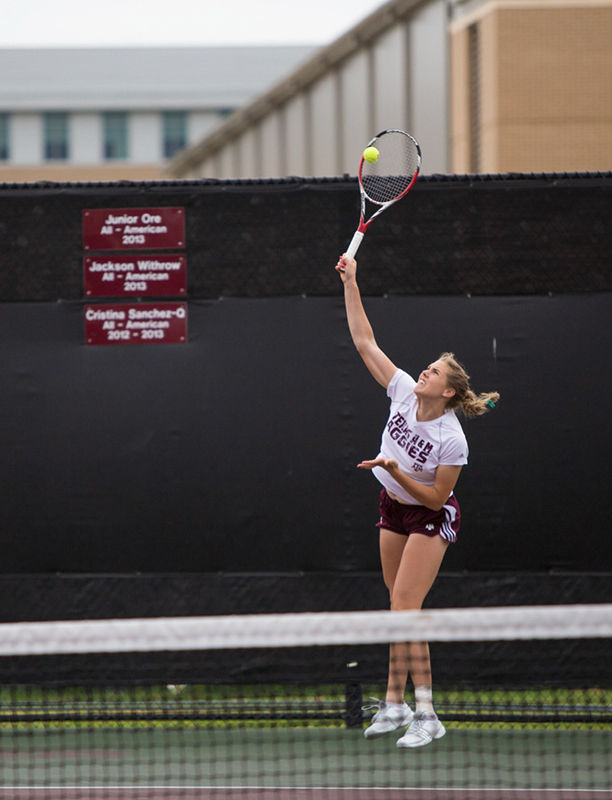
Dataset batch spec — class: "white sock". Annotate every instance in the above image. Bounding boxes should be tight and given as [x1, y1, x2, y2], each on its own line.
[414, 685, 434, 715]
[385, 700, 406, 708]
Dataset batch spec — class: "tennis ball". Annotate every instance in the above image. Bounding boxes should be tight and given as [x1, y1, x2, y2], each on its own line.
[363, 146, 380, 163]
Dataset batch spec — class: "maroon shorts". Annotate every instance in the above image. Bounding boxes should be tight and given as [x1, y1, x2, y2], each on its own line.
[376, 488, 461, 543]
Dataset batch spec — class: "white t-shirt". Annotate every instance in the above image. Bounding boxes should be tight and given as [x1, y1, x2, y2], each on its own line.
[371, 369, 468, 505]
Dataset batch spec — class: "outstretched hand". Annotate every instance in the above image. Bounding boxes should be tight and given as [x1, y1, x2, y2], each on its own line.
[357, 457, 398, 472]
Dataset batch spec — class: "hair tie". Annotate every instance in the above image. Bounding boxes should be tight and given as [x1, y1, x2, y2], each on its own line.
[486, 398, 496, 409]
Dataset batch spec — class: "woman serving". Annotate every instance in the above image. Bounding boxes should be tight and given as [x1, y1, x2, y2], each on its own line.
[336, 252, 499, 749]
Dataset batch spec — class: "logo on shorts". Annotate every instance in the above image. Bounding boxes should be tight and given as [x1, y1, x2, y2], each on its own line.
[425, 523, 435, 531]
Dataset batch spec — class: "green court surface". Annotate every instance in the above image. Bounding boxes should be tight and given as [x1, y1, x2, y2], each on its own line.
[1, 726, 610, 797]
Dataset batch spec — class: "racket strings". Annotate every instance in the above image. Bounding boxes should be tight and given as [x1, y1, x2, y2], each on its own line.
[361, 132, 420, 205]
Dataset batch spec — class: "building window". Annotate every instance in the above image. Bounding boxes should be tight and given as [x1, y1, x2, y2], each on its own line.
[0, 114, 8, 160]
[44, 112, 69, 160]
[103, 112, 129, 160]
[162, 112, 187, 159]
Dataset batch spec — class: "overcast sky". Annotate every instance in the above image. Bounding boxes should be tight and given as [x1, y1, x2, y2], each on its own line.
[2, 0, 388, 47]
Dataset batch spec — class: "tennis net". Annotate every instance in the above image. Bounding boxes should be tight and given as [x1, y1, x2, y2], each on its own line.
[0, 604, 610, 799]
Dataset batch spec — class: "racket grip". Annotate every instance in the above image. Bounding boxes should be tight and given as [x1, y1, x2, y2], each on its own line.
[346, 231, 364, 259]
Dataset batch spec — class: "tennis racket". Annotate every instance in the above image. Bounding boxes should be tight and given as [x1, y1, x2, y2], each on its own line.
[345, 129, 421, 259]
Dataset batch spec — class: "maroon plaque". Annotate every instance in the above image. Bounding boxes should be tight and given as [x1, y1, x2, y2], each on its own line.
[84, 255, 187, 297]
[83, 207, 185, 250]
[85, 302, 188, 345]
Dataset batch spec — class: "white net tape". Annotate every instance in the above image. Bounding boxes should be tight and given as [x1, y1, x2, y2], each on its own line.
[0, 604, 610, 656]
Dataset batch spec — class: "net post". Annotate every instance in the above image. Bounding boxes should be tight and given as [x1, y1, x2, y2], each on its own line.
[344, 660, 363, 728]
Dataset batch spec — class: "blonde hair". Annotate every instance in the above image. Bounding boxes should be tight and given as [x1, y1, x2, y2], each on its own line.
[439, 352, 500, 418]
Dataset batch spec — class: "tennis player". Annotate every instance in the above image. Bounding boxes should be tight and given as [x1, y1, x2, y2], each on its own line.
[336, 253, 499, 749]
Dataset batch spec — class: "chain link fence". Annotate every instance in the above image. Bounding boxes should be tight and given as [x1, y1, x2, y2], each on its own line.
[1, 172, 610, 301]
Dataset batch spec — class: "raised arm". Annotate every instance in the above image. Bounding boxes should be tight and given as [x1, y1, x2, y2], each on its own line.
[336, 254, 397, 388]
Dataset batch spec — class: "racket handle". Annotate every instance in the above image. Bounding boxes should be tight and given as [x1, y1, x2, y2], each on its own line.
[346, 231, 364, 259]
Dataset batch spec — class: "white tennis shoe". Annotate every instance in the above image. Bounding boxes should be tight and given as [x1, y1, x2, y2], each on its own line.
[396, 711, 446, 748]
[362, 699, 414, 739]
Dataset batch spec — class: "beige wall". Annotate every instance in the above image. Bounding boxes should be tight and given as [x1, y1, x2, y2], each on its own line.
[451, 2, 612, 173]
[450, 26, 471, 172]
[0, 164, 163, 183]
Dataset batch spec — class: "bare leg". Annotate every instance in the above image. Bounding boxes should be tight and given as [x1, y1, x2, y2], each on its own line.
[379, 530, 449, 703]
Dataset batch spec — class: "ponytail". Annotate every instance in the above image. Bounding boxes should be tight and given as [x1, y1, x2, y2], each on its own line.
[456, 388, 500, 417]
